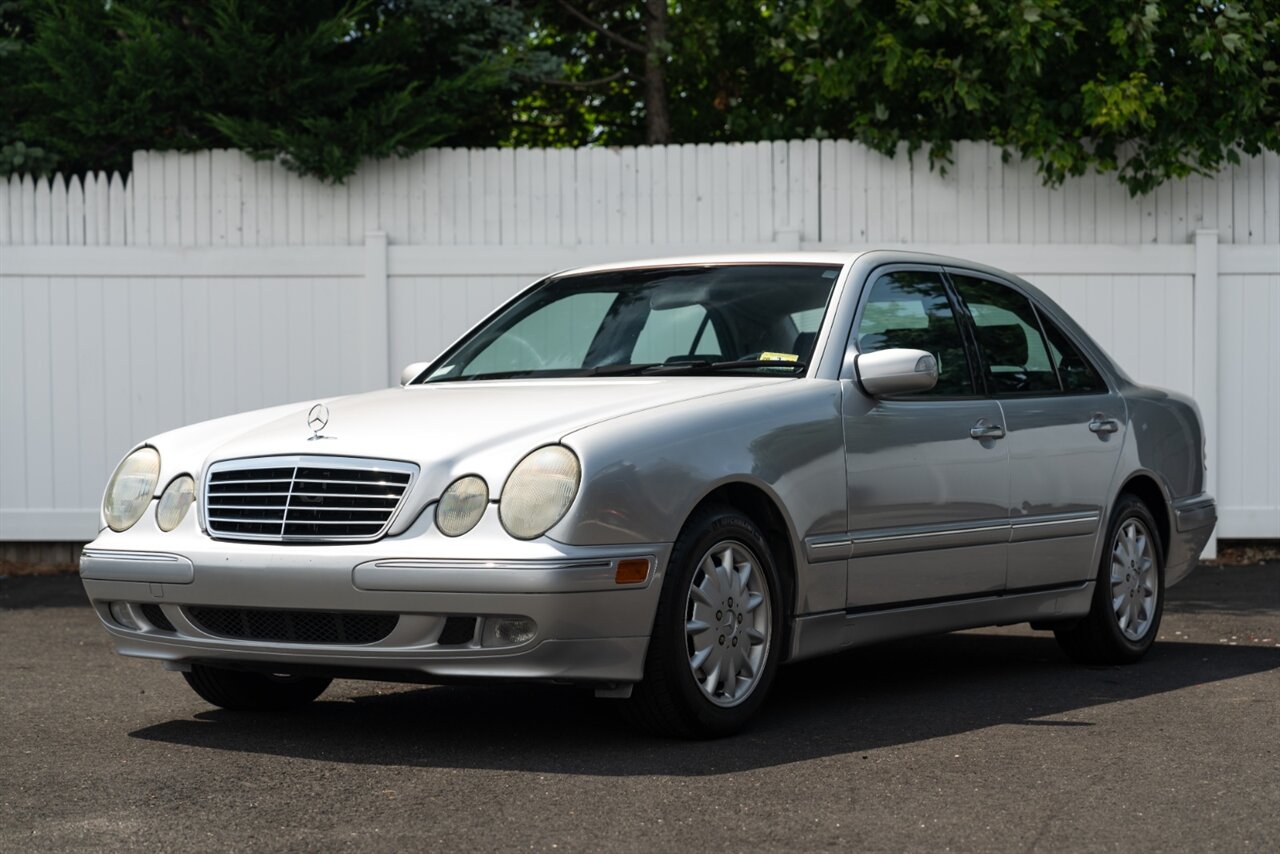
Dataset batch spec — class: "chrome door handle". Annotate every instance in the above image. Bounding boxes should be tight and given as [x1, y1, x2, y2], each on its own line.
[969, 419, 1005, 440]
[1088, 414, 1120, 434]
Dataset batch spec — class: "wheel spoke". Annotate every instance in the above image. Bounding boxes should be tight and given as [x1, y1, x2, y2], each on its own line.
[690, 577, 716, 607]
[744, 591, 764, 613]
[687, 620, 715, 654]
[722, 662, 738, 699]
[1115, 535, 1129, 566]
[745, 627, 766, 646]
[1110, 551, 1126, 583]
[702, 659, 722, 696]
[689, 646, 712, 672]
[715, 562, 733, 604]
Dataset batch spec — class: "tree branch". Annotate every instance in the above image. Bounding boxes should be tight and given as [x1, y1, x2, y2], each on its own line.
[526, 69, 630, 90]
[556, 1, 645, 54]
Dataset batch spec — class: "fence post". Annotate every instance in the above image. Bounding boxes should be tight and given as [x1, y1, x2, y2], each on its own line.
[1192, 229, 1219, 559]
[364, 230, 391, 386]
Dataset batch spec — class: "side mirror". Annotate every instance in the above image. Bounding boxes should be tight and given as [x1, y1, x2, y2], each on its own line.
[855, 348, 938, 397]
[399, 361, 431, 387]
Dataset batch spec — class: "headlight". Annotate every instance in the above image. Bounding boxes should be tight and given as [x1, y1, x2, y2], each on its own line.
[499, 446, 581, 540]
[435, 475, 489, 537]
[155, 475, 195, 532]
[103, 447, 161, 532]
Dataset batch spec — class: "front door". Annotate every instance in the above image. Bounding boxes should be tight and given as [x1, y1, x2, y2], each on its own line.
[843, 268, 1010, 609]
[947, 271, 1127, 590]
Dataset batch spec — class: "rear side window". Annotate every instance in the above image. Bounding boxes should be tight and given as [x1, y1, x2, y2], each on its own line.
[857, 270, 975, 396]
[1038, 310, 1109, 394]
[950, 275, 1059, 395]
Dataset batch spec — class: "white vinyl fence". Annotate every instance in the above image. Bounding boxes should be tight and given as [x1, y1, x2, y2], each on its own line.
[1, 142, 1277, 553]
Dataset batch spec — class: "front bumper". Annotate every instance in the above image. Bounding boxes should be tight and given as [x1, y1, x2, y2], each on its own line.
[80, 533, 671, 685]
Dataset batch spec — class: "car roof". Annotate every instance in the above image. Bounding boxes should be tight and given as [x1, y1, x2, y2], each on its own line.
[551, 251, 861, 277]
[551, 249, 1020, 280]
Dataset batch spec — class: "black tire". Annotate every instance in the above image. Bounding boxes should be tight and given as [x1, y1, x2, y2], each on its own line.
[624, 504, 785, 738]
[1055, 494, 1165, 665]
[183, 664, 331, 711]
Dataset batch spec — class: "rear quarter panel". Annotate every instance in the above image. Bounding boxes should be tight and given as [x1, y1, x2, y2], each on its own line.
[1121, 385, 1206, 501]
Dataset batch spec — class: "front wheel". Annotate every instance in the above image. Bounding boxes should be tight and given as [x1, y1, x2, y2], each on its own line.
[625, 505, 784, 738]
[1055, 494, 1165, 665]
[183, 664, 331, 711]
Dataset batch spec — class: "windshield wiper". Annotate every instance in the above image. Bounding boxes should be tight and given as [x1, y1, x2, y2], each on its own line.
[426, 364, 661, 383]
[423, 360, 804, 383]
[641, 359, 807, 375]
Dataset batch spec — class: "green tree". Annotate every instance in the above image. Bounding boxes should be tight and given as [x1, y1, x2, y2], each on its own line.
[519, 1, 1278, 193]
[769, 0, 1280, 193]
[2, 0, 531, 181]
[512, 1, 794, 146]
[0, 0, 60, 176]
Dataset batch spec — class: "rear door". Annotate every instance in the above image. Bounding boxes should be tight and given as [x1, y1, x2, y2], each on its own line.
[947, 271, 1126, 590]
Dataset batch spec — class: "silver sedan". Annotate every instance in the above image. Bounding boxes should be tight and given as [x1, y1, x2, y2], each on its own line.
[81, 251, 1217, 736]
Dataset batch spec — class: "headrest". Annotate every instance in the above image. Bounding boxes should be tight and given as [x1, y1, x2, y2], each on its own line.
[791, 331, 817, 357]
[981, 324, 1028, 366]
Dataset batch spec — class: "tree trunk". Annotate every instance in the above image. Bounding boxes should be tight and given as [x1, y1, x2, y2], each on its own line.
[643, 0, 671, 145]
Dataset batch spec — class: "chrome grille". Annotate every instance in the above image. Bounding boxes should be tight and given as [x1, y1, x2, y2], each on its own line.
[203, 456, 418, 543]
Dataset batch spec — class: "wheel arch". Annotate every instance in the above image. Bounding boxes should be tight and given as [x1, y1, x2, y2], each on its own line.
[1115, 471, 1173, 560]
[681, 480, 800, 642]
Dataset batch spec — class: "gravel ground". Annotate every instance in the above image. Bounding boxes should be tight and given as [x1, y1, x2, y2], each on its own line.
[1, 564, 1277, 852]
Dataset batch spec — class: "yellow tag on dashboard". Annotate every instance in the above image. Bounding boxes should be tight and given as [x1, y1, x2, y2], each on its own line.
[759, 352, 799, 362]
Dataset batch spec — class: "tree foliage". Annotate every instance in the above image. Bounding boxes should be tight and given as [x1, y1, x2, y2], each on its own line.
[768, 0, 1280, 193]
[3, 1, 1277, 192]
[1, 0, 530, 180]
[512, 1, 793, 146]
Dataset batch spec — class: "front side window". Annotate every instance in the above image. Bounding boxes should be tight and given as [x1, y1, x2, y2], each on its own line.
[950, 274, 1059, 395]
[422, 264, 841, 382]
[856, 270, 975, 396]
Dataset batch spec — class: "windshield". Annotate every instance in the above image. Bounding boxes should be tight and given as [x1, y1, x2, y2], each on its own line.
[420, 263, 842, 382]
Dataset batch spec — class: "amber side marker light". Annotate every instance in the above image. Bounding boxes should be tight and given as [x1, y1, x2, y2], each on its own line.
[615, 558, 650, 584]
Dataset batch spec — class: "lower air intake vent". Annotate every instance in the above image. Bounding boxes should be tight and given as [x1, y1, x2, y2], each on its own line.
[437, 616, 477, 646]
[140, 604, 175, 632]
[186, 607, 398, 645]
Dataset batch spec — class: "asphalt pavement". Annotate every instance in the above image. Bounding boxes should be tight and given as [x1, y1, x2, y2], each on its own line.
[2, 564, 1277, 852]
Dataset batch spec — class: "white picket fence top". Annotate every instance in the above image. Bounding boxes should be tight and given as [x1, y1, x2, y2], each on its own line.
[2, 142, 1277, 249]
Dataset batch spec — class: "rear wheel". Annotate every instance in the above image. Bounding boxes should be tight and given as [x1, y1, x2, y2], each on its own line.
[183, 664, 331, 711]
[1055, 494, 1165, 665]
[625, 505, 784, 738]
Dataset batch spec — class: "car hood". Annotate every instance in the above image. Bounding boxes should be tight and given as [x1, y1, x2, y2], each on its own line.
[149, 376, 786, 501]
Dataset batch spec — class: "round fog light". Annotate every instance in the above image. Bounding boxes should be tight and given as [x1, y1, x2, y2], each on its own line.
[484, 617, 537, 647]
[108, 601, 141, 630]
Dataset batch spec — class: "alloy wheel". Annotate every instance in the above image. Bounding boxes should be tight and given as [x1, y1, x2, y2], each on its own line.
[1110, 518, 1158, 641]
[684, 539, 772, 707]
